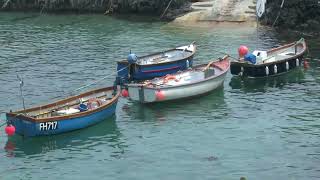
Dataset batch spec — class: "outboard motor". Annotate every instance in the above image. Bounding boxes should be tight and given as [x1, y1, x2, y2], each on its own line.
[115, 53, 138, 86]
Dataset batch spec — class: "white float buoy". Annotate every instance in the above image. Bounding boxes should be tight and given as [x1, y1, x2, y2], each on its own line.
[274, 64, 277, 74]
[239, 66, 244, 76]
[256, 0, 266, 18]
[286, 61, 289, 71]
[296, 58, 300, 67]
[265, 66, 269, 76]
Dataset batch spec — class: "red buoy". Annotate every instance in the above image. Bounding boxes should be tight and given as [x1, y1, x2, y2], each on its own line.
[155, 90, 165, 101]
[5, 125, 15, 136]
[303, 60, 310, 69]
[238, 45, 249, 57]
[121, 89, 129, 97]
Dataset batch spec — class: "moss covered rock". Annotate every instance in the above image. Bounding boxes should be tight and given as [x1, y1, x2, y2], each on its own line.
[261, 0, 320, 31]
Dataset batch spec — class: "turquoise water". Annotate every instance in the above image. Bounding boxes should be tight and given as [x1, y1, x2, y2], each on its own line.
[0, 13, 319, 180]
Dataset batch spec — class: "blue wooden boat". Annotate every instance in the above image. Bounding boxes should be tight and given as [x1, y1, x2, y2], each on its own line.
[6, 86, 120, 137]
[116, 42, 197, 84]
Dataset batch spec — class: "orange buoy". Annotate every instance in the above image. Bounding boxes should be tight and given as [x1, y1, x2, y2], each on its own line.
[163, 75, 179, 84]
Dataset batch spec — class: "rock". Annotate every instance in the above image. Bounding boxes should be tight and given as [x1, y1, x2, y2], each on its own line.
[299, 23, 309, 30]
[306, 19, 320, 30]
[261, 0, 320, 33]
[0, 0, 190, 17]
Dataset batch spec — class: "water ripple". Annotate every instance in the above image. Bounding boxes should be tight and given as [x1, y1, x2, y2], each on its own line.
[0, 12, 320, 180]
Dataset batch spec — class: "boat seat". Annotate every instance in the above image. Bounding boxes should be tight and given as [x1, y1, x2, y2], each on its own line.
[263, 57, 276, 63]
[204, 68, 215, 78]
[279, 52, 295, 56]
[56, 108, 80, 115]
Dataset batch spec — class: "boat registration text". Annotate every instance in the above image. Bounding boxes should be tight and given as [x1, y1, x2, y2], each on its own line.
[39, 121, 58, 131]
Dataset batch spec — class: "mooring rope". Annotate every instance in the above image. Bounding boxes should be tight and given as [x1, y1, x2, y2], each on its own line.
[1, 0, 11, 8]
[0, 121, 7, 127]
[208, 47, 238, 61]
[305, 57, 320, 61]
[272, 0, 285, 27]
[70, 65, 128, 94]
[160, 0, 173, 19]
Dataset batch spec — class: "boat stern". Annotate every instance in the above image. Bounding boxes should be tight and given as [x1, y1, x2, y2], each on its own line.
[128, 85, 158, 103]
[116, 61, 129, 85]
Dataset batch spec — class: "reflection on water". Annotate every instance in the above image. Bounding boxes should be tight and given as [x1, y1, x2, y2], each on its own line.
[229, 68, 306, 93]
[4, 117, 126, 158]
[122, 87, 227, 122]
[0, 12, 320, 180]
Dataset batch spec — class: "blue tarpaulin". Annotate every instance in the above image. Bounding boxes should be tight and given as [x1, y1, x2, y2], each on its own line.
[244, 53, 257, 64]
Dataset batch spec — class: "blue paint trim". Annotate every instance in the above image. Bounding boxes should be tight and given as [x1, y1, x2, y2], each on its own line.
[133, 59, 193, 80]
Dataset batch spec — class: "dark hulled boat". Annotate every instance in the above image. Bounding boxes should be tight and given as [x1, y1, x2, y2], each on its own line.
[230, 38, 307, 78]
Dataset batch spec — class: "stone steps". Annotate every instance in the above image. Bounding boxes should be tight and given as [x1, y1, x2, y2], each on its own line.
[245, 10, 256, 14]
[248, 5, 256, 10]
[192, 6, 212, 11]
[192, 1, 213, 7]
[174, 0, 258, 24]
[191, 1, 213, 11]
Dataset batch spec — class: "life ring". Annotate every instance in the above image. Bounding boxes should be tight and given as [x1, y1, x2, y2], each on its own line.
[163, 75, 179, 84]
[87, 98, 102, 109]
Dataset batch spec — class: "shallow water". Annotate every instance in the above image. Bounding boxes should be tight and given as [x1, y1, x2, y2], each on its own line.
[0, 13, 319, 180]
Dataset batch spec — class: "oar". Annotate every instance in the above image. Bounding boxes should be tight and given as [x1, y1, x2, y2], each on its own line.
[202, 55, 229, 72]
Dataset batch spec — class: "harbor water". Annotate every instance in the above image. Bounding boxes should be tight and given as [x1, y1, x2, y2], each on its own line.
[0, 13, 319, 179]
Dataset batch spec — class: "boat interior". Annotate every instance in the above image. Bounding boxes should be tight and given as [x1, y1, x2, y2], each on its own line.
[141, 60, 228, 87]
[137, 45, 195, 65]
[14, 90, 115, 119]
[254, 41, 305, 64]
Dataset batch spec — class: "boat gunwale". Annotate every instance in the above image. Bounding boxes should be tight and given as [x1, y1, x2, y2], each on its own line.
[230, 38, 307, 67]
[6, 86, 120, 123]
[117, 43, 197, 67]
[128, 56, 230, 90]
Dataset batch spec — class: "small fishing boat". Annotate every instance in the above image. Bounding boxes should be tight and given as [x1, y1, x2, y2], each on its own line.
[126, 55, 230, 103]
[6, 86, 120, 137]
[230, 38, 307, 78]
[116, 42, 197, 84]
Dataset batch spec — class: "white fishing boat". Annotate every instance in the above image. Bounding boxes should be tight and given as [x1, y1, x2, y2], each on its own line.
[126, 55, 230, 103]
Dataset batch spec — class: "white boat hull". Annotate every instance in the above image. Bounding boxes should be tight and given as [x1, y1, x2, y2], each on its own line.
[128, 71, 227, 103]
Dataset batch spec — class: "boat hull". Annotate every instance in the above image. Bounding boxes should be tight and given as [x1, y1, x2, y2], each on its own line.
[133, 58, 193, 80]
[116, 43, 196, 84]
[7, 101, 118, 137]
[117, 57, 193, 83]
[231, 56, 304, 77]
[230, 38, 307, 78]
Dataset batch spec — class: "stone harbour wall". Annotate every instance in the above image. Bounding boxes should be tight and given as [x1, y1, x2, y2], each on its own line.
[0, 0, 190, 18]
[261, 0, 320, 31]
